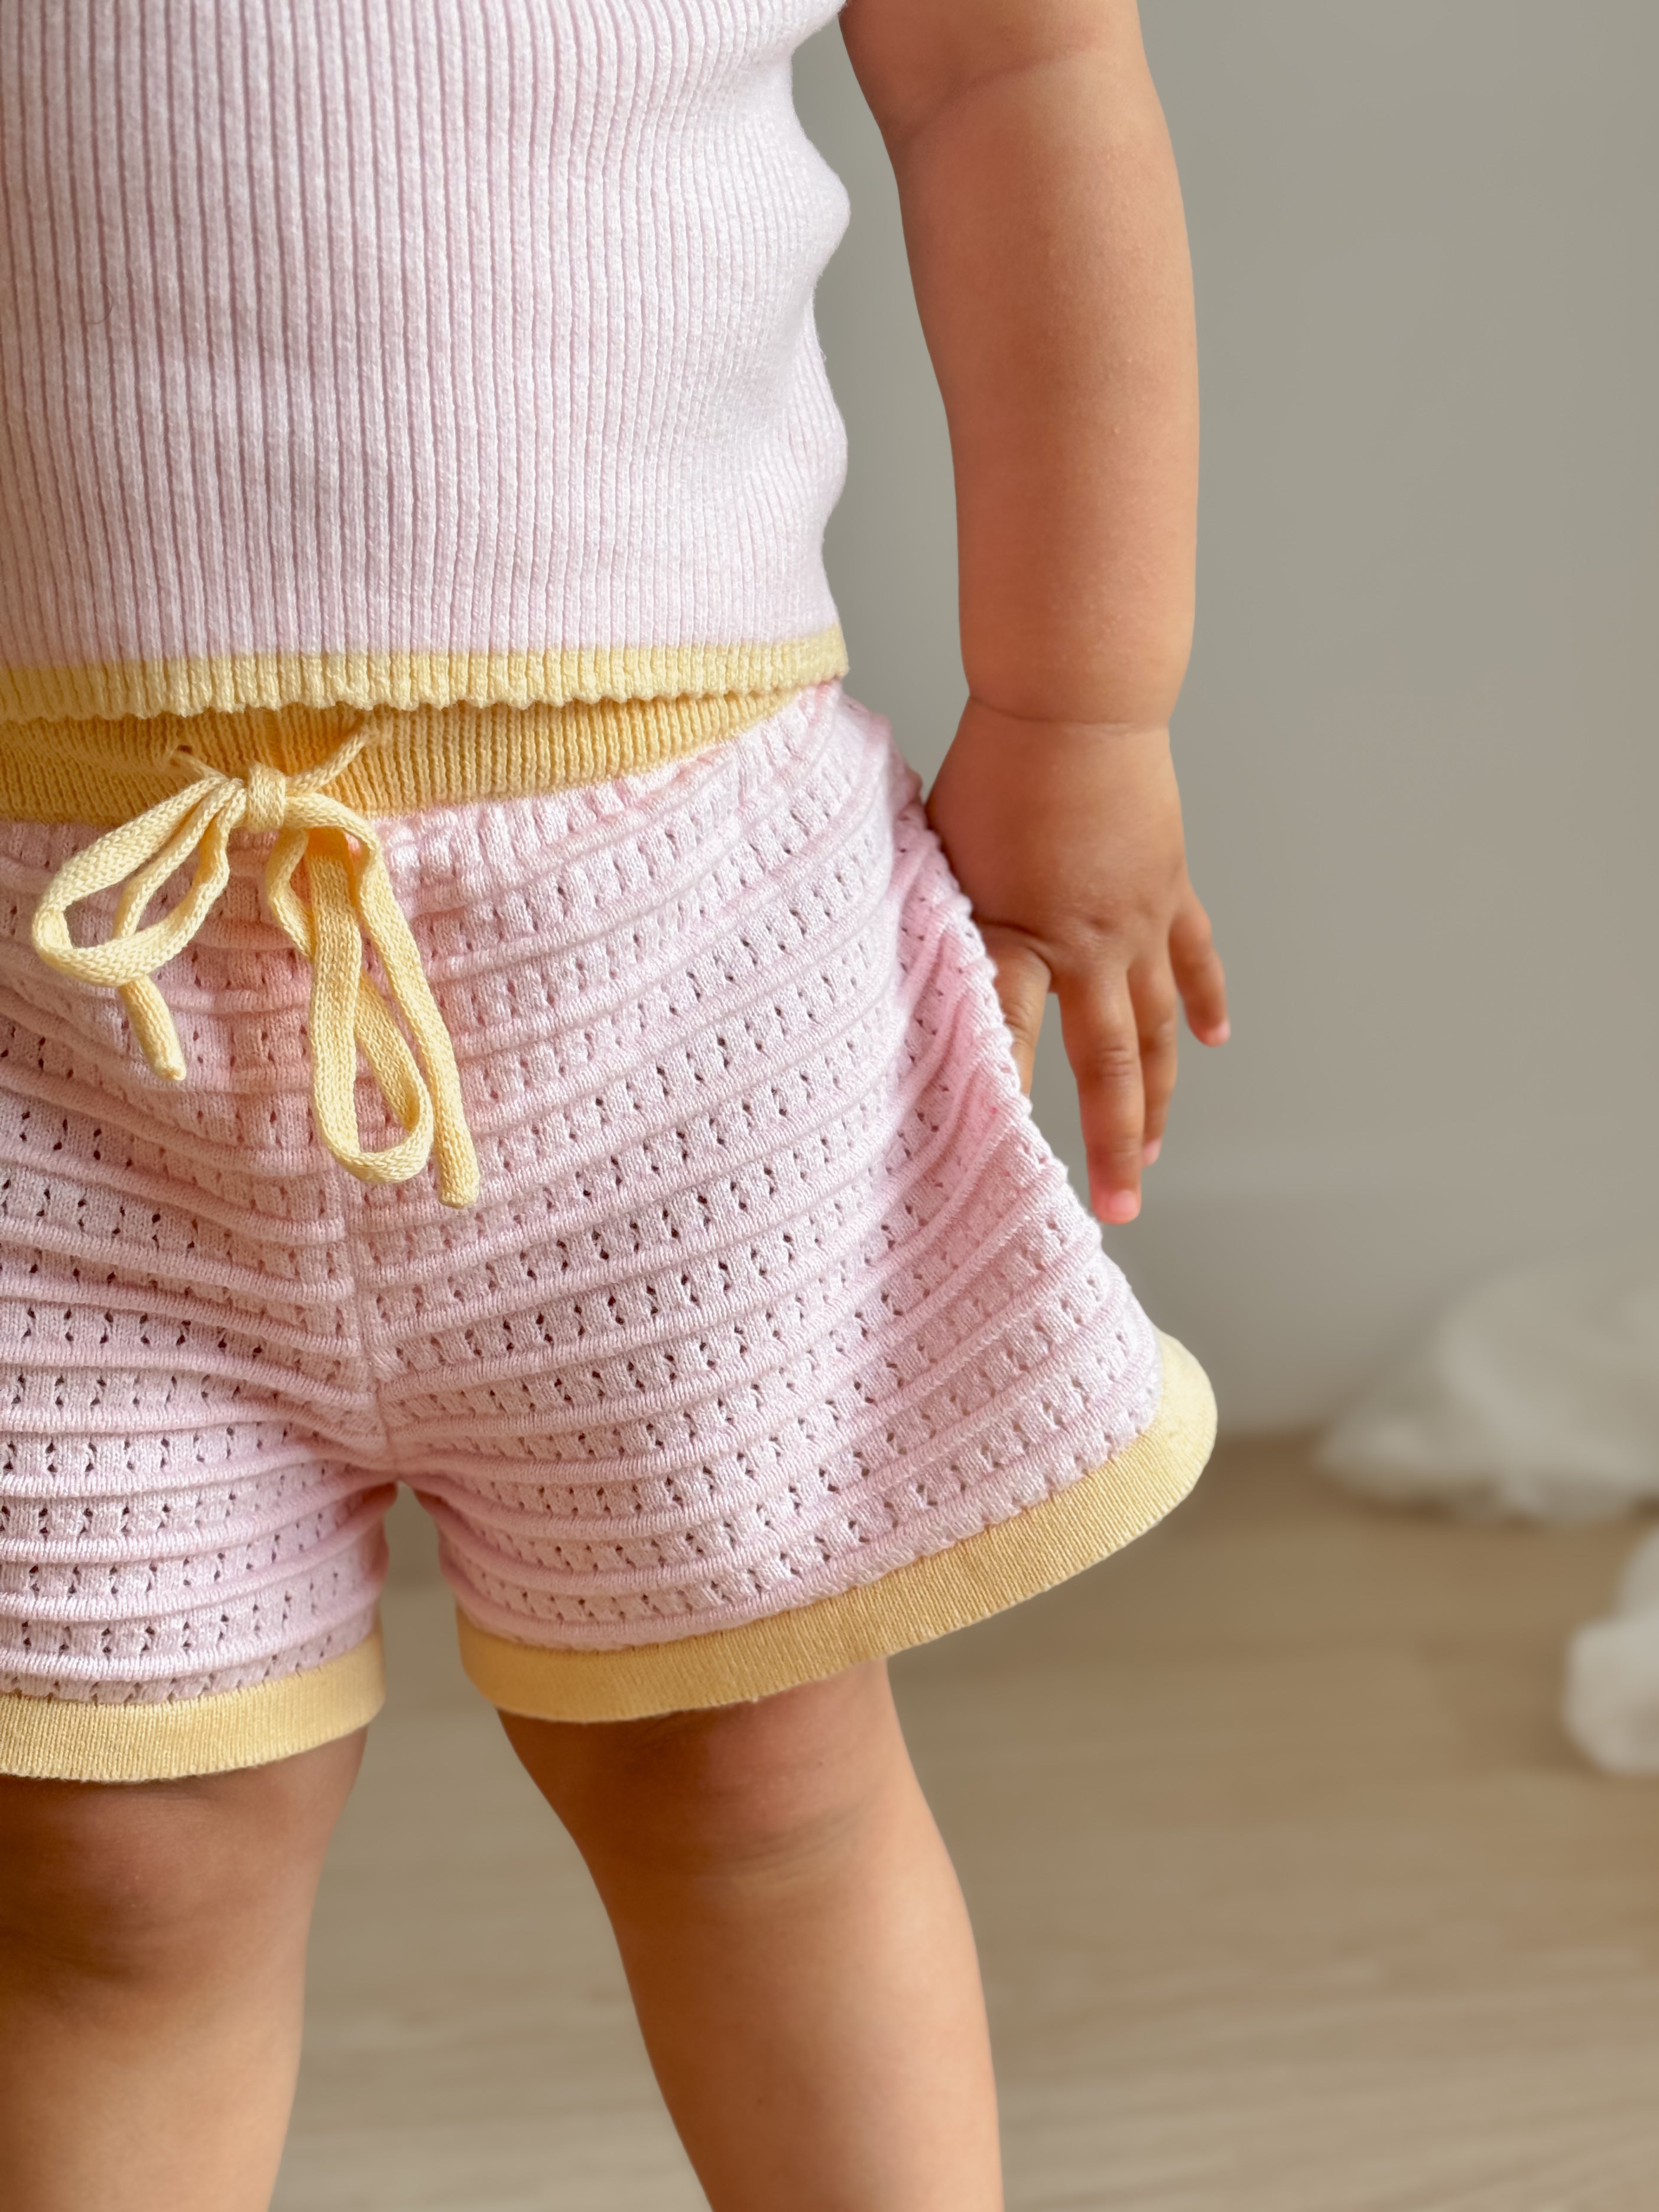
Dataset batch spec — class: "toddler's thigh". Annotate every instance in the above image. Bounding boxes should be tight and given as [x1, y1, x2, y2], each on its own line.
[501, 1660, 899, 1869]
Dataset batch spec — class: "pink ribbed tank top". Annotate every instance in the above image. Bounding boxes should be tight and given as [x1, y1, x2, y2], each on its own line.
[0, 0, 850, 727]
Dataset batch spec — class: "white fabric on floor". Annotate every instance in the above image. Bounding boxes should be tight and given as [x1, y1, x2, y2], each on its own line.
[1316, 1252, 1659, 1774]
[1564, 1529, 1659, 1775]
[1317, 1252, 1659, 1521]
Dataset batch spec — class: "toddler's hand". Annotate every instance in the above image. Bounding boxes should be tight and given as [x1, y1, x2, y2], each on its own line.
[926, 700, 1228, 1224]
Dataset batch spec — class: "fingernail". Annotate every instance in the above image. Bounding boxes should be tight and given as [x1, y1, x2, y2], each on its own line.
[1142, 1139, 1161, 1166]
[1209, 1019, 1231, 1044]
[1098, 1188, 1140, 1224]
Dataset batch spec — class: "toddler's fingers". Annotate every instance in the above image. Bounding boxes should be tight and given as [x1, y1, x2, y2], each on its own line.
[1171, 888, 1229, 1044]
[1058, 973, 1145, 1224]
[973, 921, 1050, 1097]
[1134, 964, 1180, 1164]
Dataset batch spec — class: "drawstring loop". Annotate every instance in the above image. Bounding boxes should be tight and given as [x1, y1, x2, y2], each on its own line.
[30, 726, 480, 1208]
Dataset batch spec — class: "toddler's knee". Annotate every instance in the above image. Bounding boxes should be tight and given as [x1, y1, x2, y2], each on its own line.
[0, 1731, 363, 1986]
[508, 1661, 904, 1883]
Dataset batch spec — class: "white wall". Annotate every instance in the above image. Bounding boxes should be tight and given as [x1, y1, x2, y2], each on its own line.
[794, 4, 1659, 1429]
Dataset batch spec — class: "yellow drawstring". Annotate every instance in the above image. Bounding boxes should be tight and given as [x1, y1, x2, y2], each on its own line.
[29, 726, 481, 1208]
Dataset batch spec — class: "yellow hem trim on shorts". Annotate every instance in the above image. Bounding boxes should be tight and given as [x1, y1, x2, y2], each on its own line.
[0, 1628, 386, 1784]
[459, 1331, 1217, 1724]
[0, 628, 847, 746]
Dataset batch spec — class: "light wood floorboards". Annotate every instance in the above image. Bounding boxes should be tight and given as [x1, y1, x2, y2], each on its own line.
[274, 1442, 1659, 2210]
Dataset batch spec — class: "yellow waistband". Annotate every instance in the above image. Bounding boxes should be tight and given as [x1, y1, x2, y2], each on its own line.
[0, 625, 846, 828]
[11, 629, 846, 1209]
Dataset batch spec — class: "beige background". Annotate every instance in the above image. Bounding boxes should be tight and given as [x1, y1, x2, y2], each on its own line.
[794, 4, 1659, 1428]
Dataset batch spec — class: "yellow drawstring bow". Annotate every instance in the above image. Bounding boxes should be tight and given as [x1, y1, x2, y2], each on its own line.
[30, 726, 480, 1208]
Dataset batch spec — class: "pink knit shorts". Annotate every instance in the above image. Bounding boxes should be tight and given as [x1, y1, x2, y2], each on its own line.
[0, 684, 1213, 1780]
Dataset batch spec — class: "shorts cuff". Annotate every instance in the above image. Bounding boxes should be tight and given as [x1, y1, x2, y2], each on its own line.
[460, 1331, 1216, 1724]
[0, 1628, 387, 1782]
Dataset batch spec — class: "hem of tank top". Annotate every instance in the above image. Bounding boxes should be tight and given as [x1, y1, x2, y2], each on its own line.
[0, 628, 846, 727]
[0, 633, 847, 827]
[456, 1331, 1216, 1724]
[0, 1628, 386, 1784]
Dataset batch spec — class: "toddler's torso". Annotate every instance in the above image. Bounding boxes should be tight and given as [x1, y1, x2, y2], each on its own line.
[0, 0, 849, 730]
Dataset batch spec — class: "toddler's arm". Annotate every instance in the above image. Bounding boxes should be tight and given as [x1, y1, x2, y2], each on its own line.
[840, 0, 1228, 1224]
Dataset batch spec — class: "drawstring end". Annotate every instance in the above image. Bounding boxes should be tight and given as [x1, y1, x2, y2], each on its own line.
[434, 1118, 481, 1210]
[119, 977, 188, 1083]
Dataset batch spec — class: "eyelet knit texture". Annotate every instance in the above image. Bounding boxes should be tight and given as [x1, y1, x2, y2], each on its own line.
[0, 684, 1164, 1713]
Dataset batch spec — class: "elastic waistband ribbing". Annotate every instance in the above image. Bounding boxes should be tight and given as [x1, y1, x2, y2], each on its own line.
[0, 626, 846, 826]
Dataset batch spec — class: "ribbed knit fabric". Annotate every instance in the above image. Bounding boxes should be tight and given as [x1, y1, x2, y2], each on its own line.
[0, 686, 1183, 1734]
[0, 0, 848, 722]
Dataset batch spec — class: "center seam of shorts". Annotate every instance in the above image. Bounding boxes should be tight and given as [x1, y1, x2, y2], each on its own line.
[339, 1177, 403, 1486]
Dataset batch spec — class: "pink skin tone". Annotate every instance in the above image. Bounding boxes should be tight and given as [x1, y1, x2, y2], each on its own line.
[0, 2, 1220, 2205]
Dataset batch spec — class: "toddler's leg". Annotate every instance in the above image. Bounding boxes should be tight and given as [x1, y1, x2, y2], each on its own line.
[504, 1661, 1002, 2212]
[0, 1732, 363, 2212]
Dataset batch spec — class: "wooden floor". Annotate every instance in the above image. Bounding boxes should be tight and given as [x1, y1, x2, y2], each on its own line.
[274, 1442, 1659, 2211]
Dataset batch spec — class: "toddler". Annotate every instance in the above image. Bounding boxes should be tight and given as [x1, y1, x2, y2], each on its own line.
[0, 0, 1227, 2204]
